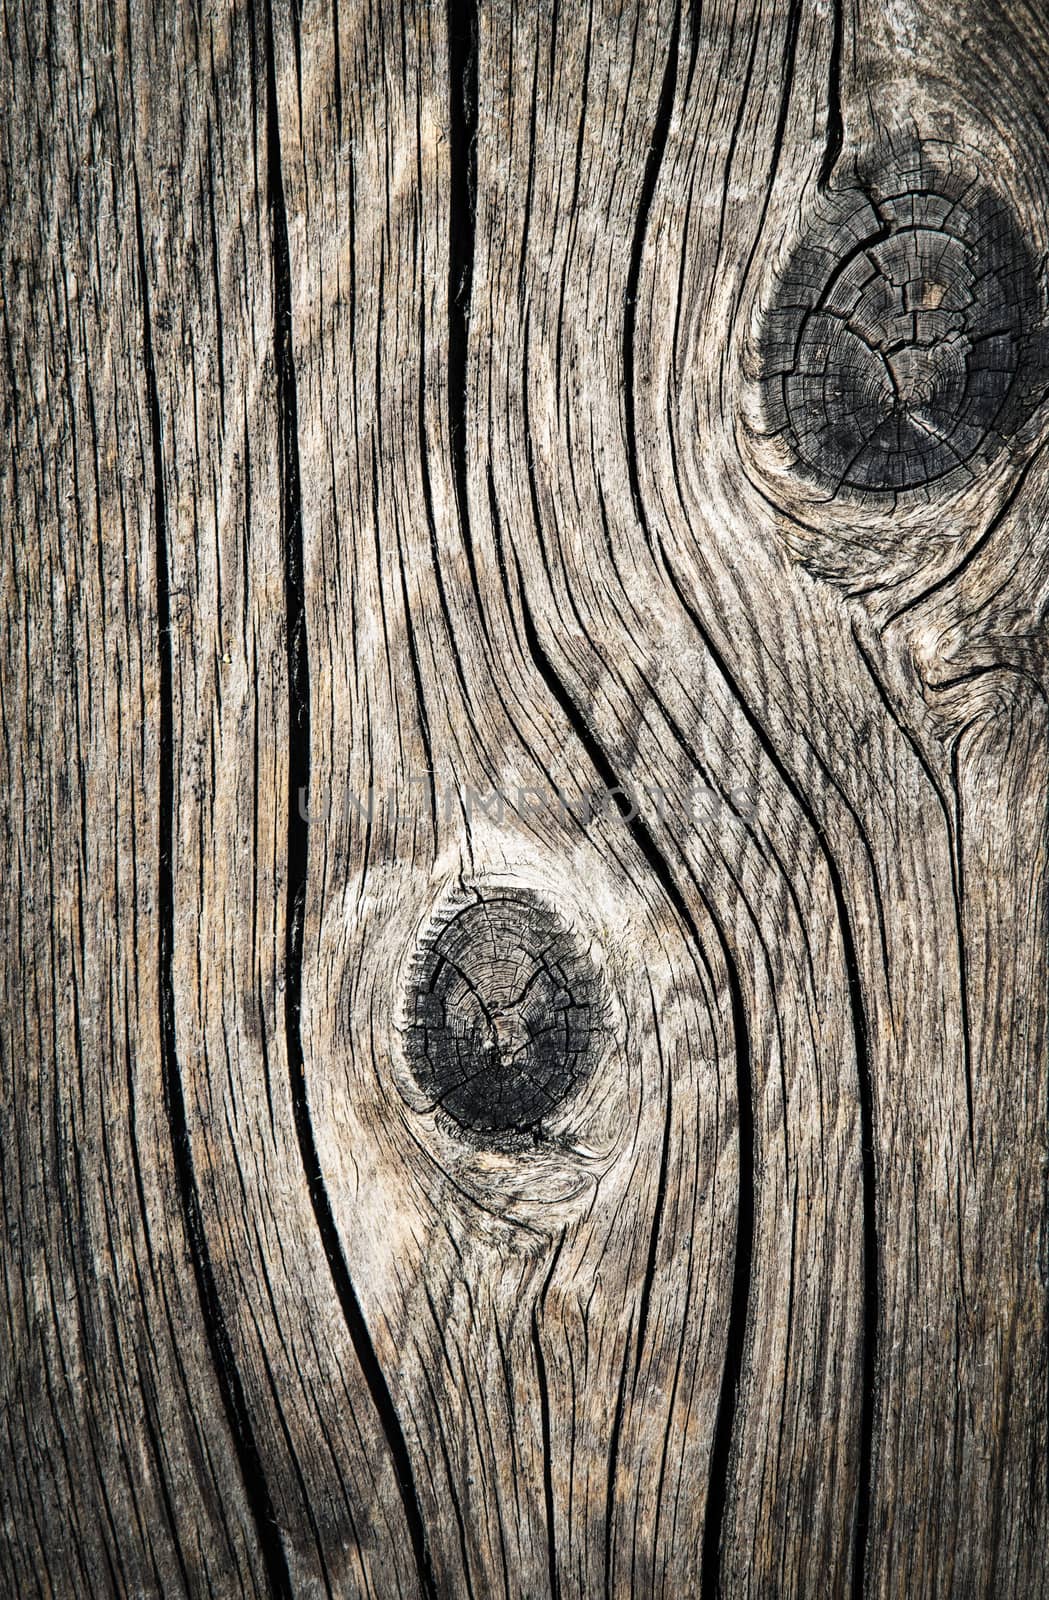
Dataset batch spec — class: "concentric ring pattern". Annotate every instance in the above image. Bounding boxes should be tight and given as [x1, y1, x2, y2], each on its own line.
[404, 890, 601, 1140]
[754, 144, 1049, 498]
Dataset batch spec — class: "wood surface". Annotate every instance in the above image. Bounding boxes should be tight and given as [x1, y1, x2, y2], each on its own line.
[2, 0, 1048, 1595]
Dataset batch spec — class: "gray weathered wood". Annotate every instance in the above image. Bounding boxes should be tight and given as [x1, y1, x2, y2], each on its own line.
[3, 0, 1047, 1595]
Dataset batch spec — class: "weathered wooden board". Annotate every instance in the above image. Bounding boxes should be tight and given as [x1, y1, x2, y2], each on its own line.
[2, 0, 1047, 1596]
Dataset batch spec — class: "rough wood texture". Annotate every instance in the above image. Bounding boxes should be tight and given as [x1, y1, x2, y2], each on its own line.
[748, 140, 1049, 499]
[2, 0, 1047, 1596]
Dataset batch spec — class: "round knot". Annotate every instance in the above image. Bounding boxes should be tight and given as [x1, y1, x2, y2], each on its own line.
[404, 889, 602, 1141]
[750, 142, 1049, 500]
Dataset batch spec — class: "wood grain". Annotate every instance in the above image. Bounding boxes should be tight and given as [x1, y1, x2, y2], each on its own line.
[2, 0, 1047, 1596]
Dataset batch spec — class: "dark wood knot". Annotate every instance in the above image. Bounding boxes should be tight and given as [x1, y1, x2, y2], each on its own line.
[750, 141, 1049, 500]
[404, 889, 602, 1143]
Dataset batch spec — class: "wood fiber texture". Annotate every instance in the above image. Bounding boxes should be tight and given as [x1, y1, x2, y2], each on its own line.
[2, 0, 1048, 1597]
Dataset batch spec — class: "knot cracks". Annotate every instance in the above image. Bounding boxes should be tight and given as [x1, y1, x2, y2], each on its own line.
[742, 138, 1049, 512]
[402, 889, 605, 1149]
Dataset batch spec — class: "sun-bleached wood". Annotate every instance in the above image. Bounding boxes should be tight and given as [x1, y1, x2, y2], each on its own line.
[2, 0, 1048, 1597]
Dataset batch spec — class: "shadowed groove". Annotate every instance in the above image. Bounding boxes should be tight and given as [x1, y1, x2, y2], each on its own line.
[134, 166, 294, 1600]
[658, 555, 878, 1600]
[623, 1, 681, 536]
[262, 3, 436, 1594]
[504, 528, 755, 1600]
[447, 0, 478, 564]
[818, 0, 844, 190]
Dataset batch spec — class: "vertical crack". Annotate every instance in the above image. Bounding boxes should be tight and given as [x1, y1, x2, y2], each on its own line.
[134, 168, 293, 1599]
[446, 0, 478, 557]
[818, 0, 844, 191]
[698, 931, 755, 1600]
[661, 560, 877, 1600]
[261, 4, 436, 1595]
[622, 2, 680, 535]
[849, 898, 878, 1600]
[506, 521, 755, 1600]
